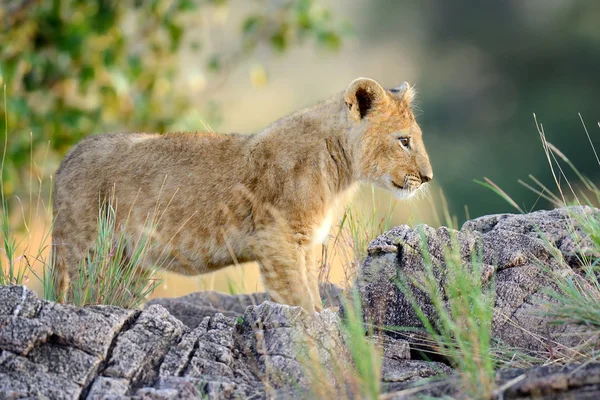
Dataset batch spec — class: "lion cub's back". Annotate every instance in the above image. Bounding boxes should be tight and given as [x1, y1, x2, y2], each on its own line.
[53, 132, 249, 222]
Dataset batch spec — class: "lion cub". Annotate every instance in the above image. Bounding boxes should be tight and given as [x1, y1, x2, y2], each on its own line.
[52, 77, 433, 312]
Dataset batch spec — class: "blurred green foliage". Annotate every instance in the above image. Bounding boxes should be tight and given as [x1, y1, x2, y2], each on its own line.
[363, 0, 600, 219]
[0, 0, 345, 193]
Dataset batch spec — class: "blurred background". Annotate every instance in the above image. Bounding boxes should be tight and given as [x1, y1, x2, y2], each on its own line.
[2, 0, 600, 298]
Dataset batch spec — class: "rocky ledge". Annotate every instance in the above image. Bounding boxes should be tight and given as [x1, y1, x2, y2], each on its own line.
[1, 207, 599, 399]
[0, 285, 448, 399]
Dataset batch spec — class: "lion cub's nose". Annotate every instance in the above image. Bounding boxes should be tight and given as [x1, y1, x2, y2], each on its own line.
[420, 173, 433, 183]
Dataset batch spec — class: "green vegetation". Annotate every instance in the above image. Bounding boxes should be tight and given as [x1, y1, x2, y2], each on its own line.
[386, 120, 600, 398]
[304, 289, 381, 400]
[68, 200, 164, 308]
[320, 187, 396, 288]
[338, 290, 382, 399]
[306, 193, 395, 399]
[0, 114, 24, 284]
[482, 117, 600, 347]
[396, 228, 496, 399]
[0, 87, 53, 287]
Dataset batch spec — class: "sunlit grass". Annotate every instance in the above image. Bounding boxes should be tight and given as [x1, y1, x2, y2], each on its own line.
[1, 86, 54, 287]
[395, 227, 496, 399]
[67, 199, 164, 308]
[320, 186, 396, 290]
[339, 290, 382, 399]
[1, 85, 25, 285]
[480, 113, 600, 363]
[304, 289, 382, 400]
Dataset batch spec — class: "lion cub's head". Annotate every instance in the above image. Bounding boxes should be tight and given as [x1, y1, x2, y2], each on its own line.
[344, 77, 433, 198]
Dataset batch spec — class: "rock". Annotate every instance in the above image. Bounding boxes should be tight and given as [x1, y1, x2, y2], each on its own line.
[383, 361, 600, 399]
[0, 350, 82, 399]
[146, 291, 268, 329]
[382, 359, 452, 384]
[494, 362, 600, 399]
[234, 301, 350, 389]
[2, 207, 599, 398]
[0, 316, 51, 355]
[358, 206, 599, 356]
[99, 305, 186, 387]
[87, 377, 130, 399]
[147, 282, 342, 329]
[2, 286, 432, 399]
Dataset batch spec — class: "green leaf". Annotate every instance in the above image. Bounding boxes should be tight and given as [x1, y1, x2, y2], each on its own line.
[242, 15, 262, 35]
[318, 31, 341, 50]
[270, 29, 288, 53]
[207, 54, 222, 73]
[177, 0, 198, 11]
[166, 21, 184, 51]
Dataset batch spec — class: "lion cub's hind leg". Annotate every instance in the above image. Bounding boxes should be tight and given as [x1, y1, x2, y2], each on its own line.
[51, 225, 97, 303]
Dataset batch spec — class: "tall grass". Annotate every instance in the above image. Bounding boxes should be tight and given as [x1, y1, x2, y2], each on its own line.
[1, 85, 24, 285]
[320, 186, 396, 289]
[480, 114, 600, 358]
[396, 228, 496, 399]
[304, 289, 382, 400]
[1, 86, 54, 287]
[339, 290, 382, 399]
[67, 197, 164, 308]
[305, 188, 395, 399]
[316, 186, 497, 398]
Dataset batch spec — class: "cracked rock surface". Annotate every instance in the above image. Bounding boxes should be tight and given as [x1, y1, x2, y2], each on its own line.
[146, 283, 342, 329]
[358, 206, 599, 355]
[1, 285, 433, 399]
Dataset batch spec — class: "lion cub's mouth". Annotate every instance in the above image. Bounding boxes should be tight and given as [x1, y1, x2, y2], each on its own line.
[391, 180, 404, 190]
[392, 175, 423, 193]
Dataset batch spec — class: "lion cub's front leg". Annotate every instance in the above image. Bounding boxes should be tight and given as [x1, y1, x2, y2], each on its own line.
[221, 186, 323, 312]
[249, 213, 322, 313]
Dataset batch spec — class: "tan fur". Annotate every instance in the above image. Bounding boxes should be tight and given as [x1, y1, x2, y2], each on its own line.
[51, 77, 433, 312]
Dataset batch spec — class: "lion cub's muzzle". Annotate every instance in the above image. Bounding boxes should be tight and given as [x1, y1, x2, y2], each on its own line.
[390, 173, 427, 198]
[403, 173, 424, 192]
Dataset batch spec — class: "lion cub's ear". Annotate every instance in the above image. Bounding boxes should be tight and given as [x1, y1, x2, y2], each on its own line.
[389, 82, 416, 104]
[344, 78, 388, 122]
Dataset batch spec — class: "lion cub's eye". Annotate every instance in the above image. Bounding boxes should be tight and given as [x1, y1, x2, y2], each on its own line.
[399, 137, 410, 148]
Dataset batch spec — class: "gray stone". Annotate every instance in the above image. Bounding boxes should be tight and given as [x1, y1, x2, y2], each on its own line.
[147, 291, 268, 329]
[358, 206, 598, 354]
[28, 342, 101, 386]
[0, 285, 44, 318]
[0, 350, 82, 399]
[135, 377, 200, 400]
[369, 335, 411, 361]
[1, 286, 389, 398]
[87, 376, 130, 399]
[38, 302, 138, 357]
[102, 305, 185, 386]
[382, 359, 452, 383]
[0, 207, 598, 399]
[147, 283, 342, 329]
[0, 316, 51, 355]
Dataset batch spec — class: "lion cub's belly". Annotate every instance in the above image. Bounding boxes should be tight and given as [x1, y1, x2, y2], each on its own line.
[151, 229, 254, 276]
